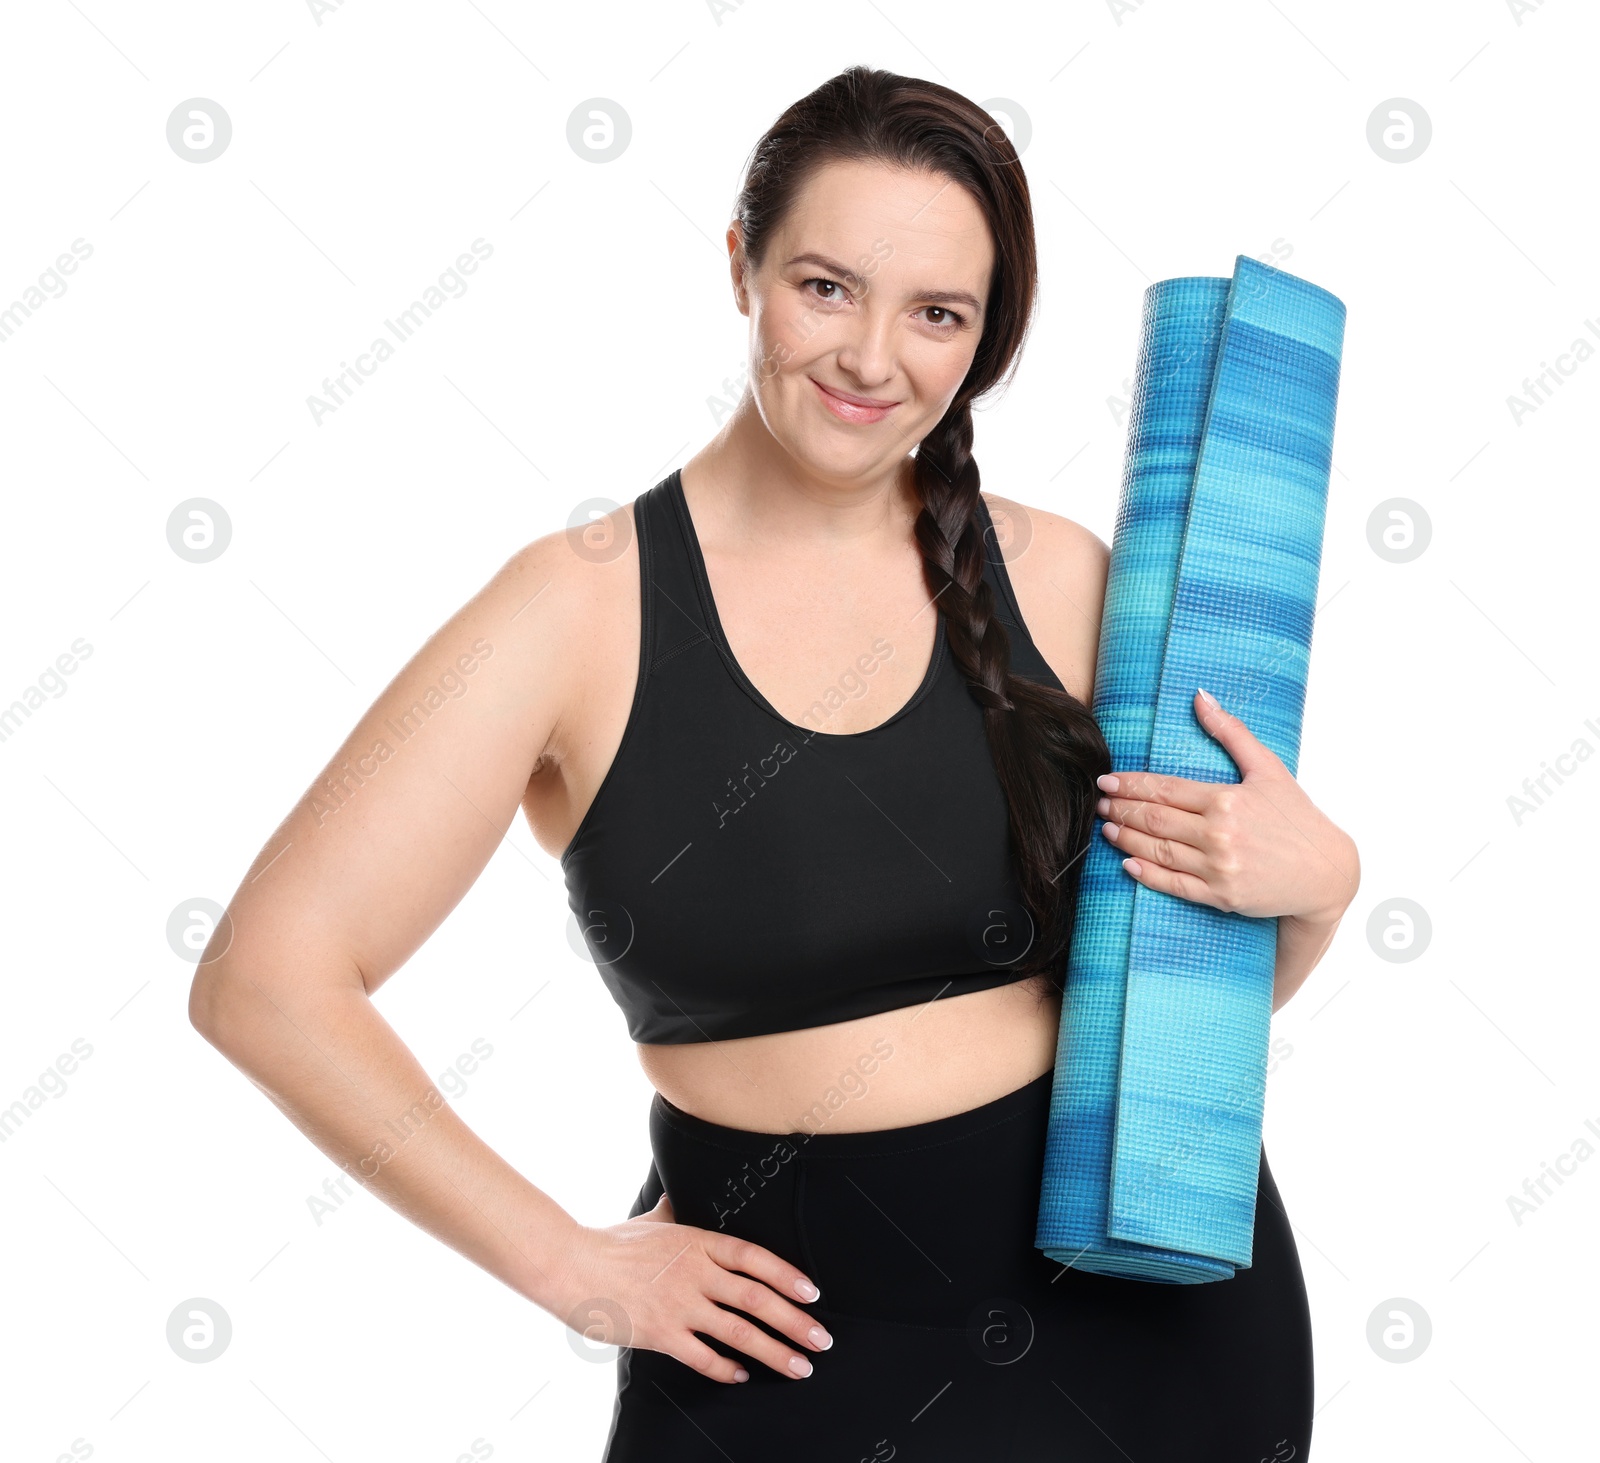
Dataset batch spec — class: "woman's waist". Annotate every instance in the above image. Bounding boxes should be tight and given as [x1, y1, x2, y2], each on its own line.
[637, 975, 1060, 1137]
[643, 1058, 1059, 1329]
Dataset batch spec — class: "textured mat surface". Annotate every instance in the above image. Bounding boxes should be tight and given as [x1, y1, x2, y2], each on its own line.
[1035, 256, 1346, 1283]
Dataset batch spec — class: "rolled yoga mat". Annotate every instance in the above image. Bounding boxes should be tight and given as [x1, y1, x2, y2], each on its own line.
[1034, 255, 1346, 1283]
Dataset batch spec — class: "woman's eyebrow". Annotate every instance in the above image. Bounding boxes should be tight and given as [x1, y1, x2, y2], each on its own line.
[782, 251, 982, 313]
[784, 251, 864, 287]
[915, 287, 983, 311]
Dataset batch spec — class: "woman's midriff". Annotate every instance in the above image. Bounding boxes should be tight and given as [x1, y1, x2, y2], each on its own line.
[634, 976, 1061, 1135]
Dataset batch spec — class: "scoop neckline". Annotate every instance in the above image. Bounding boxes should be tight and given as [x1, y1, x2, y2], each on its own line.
[668, 468, 946, 742]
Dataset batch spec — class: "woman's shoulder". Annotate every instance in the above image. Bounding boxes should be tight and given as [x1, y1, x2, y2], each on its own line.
[978, 490, 1107, 704]
[507, 493, 642, 656]
[485, 500, 646, 681]
[503, 498, 640, 593]
[457, 501, 642, 776]
[979, 490, 1108, 580]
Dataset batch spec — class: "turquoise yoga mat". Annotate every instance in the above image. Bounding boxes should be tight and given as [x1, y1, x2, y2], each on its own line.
[1034, 255, 1346, 1283]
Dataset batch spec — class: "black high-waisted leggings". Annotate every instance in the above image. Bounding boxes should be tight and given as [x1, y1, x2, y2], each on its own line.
[602, 1070, 1313, 1462]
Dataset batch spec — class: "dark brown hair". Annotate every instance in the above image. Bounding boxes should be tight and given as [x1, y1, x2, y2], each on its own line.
[733, 65, 1111, 983]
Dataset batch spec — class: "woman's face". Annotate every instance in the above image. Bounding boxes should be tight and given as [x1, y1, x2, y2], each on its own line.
[732, 157, 995, 486]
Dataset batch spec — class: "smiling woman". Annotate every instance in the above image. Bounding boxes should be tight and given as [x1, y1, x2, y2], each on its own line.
[190, 63, 1351, 1463]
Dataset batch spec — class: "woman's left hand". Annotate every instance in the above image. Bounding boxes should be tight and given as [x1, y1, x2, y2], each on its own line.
[1096, 688, 1358, 925]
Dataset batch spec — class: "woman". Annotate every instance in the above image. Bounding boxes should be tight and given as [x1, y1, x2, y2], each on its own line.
[191, 66, 1358, 1460]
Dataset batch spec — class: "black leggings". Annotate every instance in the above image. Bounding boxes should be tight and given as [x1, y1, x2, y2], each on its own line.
[602, 1070, 1313, 1461]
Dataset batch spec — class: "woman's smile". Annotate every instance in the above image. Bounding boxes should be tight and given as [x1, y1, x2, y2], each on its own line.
[809, 375, 900, 424]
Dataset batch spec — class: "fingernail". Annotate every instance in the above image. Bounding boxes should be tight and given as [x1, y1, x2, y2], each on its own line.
[789, 1354, 813, 1377]
[1096, 797, 1111, 816]
[1198, 686, 1219, 708]
[808, 1325, 833, 1350]
[1096, 774, 1119, 793]
[1102, 822, 1120, 842]
[734, 1367, 750, 1382]
[795, 1277, 819, 1300]
[1123, 858, 1141, 876]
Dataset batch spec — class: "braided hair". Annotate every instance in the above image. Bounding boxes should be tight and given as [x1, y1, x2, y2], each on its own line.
[733, 66, 1111, 982]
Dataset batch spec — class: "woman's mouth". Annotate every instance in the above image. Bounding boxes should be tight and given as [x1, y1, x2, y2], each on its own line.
[810, 377, 899, 425]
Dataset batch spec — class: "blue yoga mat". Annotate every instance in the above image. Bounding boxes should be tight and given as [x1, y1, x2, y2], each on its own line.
[1034, 255, 1346, 1283]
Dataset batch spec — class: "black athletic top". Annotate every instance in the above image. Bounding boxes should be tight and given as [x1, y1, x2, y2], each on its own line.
[560, 468, 1071, 1044]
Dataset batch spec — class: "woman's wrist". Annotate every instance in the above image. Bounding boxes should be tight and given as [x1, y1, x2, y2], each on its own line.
[1289, 827, 1360, 930]
[519, 1210, 594, 1319]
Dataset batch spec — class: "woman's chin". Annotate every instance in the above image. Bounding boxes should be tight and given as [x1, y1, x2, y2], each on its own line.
[778, 420, 902, 482]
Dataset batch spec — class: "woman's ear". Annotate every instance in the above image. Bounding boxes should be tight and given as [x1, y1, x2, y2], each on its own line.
[726, 223, 751, 316]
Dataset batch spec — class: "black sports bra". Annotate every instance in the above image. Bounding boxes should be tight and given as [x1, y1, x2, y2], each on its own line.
[561, 468, 1070, 1044]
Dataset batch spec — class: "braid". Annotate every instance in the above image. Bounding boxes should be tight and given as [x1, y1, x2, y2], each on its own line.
[911, 398, 1111, 982]
[910, 402, 1014, 713]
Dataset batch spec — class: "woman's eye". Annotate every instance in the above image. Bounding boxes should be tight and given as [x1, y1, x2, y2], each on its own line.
[921, 305, 966, 330]
[804, 277, 848, 303]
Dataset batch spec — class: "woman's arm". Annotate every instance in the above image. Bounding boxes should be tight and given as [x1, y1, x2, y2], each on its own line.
[188, 525, 605, 1318]
[1272, 901, 1355, 1013]
[189, 516, 830, 1385]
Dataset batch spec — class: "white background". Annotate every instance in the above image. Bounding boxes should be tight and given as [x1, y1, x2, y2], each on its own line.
[2, 1, 1595, 1458]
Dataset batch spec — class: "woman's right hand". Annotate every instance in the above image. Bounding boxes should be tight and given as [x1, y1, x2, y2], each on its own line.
[550, 1193, 833, 1383]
